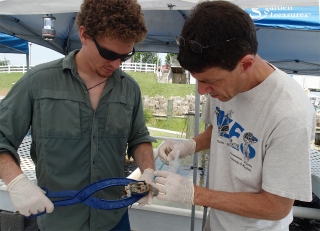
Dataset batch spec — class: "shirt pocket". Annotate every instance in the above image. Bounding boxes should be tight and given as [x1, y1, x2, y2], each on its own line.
[37, 90, 81, 138]
[104, 96, 133, 137]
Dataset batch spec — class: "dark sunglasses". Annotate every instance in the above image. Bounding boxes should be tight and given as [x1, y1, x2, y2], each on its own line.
[175, 35, 247, 53]
[93, 38, 135, 62]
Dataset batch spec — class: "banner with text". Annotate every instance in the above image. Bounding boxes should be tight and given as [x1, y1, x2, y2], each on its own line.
[245, 6, 320, 30]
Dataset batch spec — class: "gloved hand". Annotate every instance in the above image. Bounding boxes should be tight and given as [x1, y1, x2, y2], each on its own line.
[158, 139, 196, 163]
[137, 168, 155, 206]
[151, 170, 194, 204]
[7, 174, 54, 216]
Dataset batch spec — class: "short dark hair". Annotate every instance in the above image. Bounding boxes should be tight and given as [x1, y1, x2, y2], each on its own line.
[177, 1, 258, 73]
[76, 0, 147, 44]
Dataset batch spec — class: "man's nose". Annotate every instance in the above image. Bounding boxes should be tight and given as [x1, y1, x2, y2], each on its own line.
[108, 58, 122, 68]
[197, 82, 211, 95]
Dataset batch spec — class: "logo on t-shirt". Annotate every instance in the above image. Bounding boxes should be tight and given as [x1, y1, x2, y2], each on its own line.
[215, 107, 258, 165]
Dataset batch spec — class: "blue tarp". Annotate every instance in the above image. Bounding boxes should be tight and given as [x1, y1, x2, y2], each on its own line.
[0, 32, 29, 54]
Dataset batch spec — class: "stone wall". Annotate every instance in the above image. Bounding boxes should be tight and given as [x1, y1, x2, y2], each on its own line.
[143, 94, 207, 116]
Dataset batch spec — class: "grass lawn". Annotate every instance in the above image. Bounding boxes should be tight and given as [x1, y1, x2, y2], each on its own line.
[0, 72, 24, 96]
[126, 71, 196, 99]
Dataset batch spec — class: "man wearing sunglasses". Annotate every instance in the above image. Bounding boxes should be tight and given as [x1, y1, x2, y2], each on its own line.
[0, 0, 156, 230]
[152, 1, 315, 231]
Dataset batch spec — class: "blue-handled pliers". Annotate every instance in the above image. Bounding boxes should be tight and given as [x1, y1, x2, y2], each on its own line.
[27, 178, 147, 218]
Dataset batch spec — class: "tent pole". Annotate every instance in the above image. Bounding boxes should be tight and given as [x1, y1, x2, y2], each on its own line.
[26, 53, 29, 70]
[191, 80, 200, 231]
[202, 129, 210, 229]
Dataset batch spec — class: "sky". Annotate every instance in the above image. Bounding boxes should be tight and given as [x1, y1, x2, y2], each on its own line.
[0, 43, 167, 66]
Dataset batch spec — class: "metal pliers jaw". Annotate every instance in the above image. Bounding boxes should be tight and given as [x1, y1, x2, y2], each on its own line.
[27, 178, 147, 218]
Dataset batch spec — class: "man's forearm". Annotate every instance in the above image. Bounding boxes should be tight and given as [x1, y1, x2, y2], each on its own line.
[194, 185, 294, 220]
[0, 153, 22, 185]
[133, 142, 155, 172]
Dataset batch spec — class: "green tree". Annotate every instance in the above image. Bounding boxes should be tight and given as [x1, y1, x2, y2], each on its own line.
[165, 53, 177, 65]
[134, 52, 159, 64]
[0, 59, 10, 66]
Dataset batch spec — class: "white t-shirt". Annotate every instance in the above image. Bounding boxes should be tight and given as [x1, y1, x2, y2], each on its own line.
[202, 67, 315, 231]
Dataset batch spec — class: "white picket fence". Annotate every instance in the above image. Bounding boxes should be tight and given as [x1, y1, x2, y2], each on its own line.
[0, 62, 156, 74]
[121, 62, 156, 73]
[0, 65, 35, 73]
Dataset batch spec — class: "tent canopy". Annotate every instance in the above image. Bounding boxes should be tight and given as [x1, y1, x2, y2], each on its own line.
[0, 0, 319, 74]
[0, 32, 29, 54]
[0, 0, 318, 13]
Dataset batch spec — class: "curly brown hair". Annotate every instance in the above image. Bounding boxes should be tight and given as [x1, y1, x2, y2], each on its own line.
[76, 0, 147, 44]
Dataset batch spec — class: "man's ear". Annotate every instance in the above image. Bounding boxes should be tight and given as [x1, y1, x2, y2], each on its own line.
[240, 54, 254, 73]
[79, 26, 88, 45]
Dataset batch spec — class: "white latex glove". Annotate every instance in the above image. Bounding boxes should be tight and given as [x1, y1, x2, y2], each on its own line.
[158, 139, 196, 163]
[137, 168, 155, 206]
[7, 174, 54, 216]
[151, 170, 194, 204]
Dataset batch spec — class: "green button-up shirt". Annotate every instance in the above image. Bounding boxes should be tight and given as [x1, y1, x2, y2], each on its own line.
[0, 50, 155, 230]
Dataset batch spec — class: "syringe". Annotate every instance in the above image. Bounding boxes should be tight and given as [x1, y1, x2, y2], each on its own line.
[168, 150, 180, 174]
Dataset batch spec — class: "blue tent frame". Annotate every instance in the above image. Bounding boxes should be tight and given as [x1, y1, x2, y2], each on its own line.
[0, 32, 29, 68]
[0, 32, 28, 54]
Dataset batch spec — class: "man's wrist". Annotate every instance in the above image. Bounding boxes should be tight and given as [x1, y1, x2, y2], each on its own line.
[0, 153, 23, 185]
[7, 173, 26, 190]
[189, 139, 196, 154]
[192, 184, 199, 205]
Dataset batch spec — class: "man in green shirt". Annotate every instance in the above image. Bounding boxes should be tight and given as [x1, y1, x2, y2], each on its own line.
[0, 0, 156, 230]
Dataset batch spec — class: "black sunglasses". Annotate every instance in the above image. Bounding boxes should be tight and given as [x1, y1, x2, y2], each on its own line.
[93, 39, 135, 62]
[175, 35, 247, 53]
